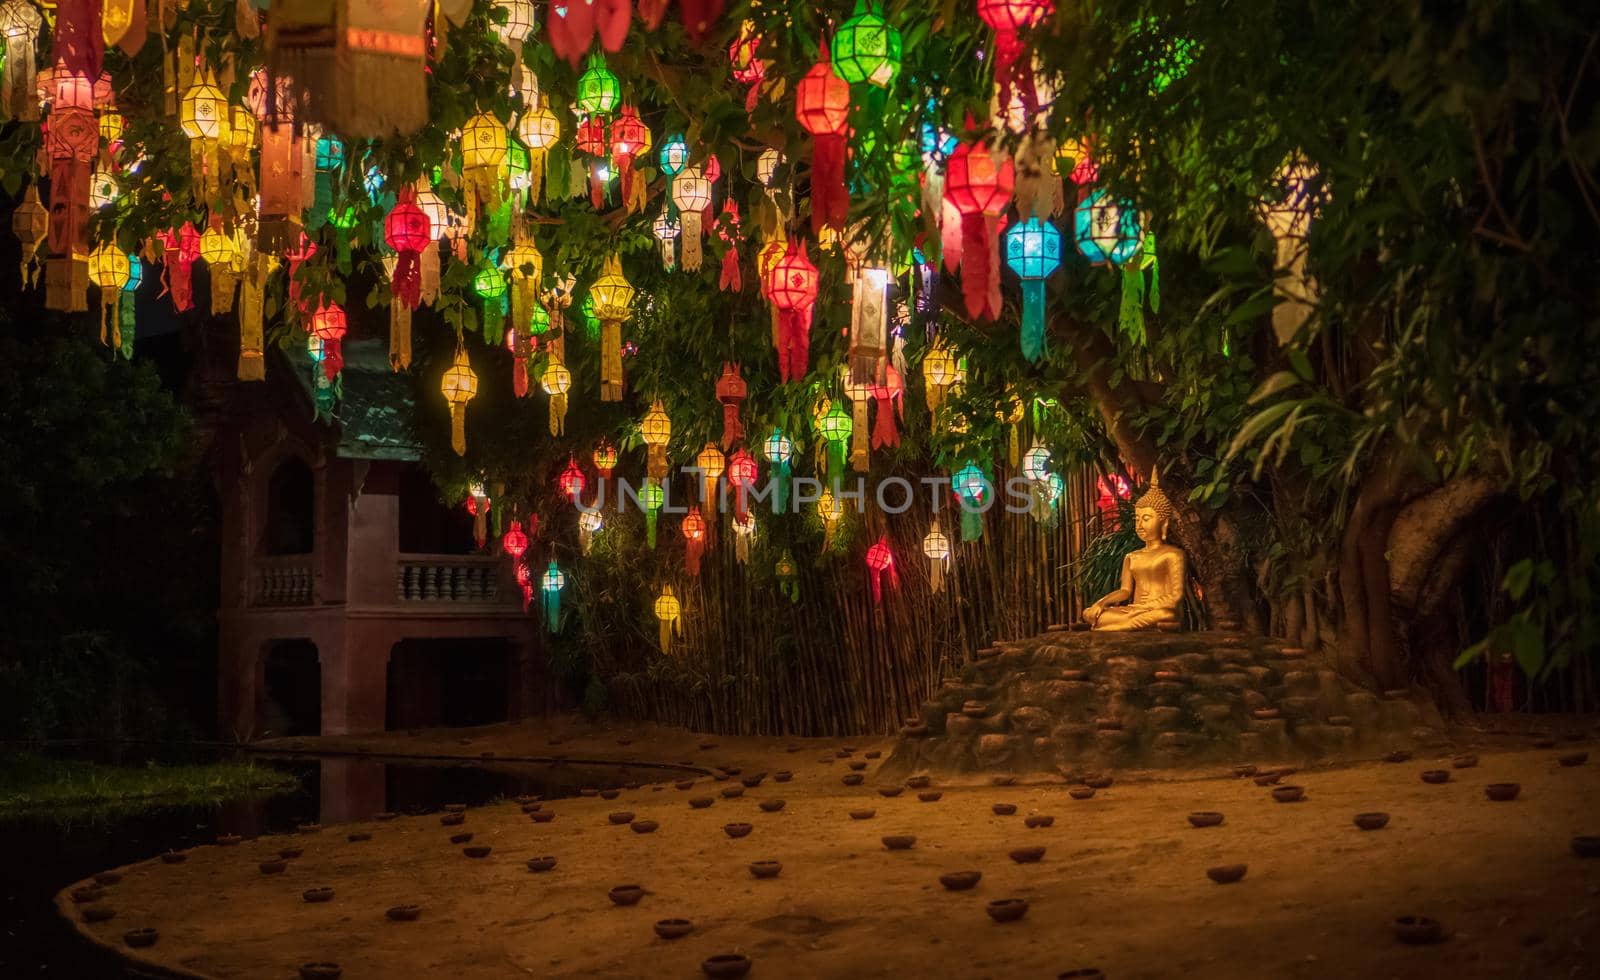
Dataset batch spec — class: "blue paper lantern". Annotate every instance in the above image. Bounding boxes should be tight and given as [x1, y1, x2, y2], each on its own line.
[1073, 188, 1142, 266]
[1005, 218, 1063, 362]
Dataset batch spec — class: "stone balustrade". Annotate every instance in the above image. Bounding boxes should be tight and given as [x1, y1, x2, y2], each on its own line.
[395, 556, 504, 604]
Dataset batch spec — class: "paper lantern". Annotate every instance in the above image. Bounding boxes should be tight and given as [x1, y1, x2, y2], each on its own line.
[1257, 155, 1323, 344]
[576, 55, 621, 116]
[945, 138, 1016, 320]
[762, 241, 819, 382]
[1022, 442, 1052, 482]
[1073, 188, 1142, 266]
[953, 461, 990, 541]
[0, 0, 42, 123]
[87, 242, 131, 350]
[817, 488, 844, 551]
[817, 401, 853, 483]
[441, 346, 479, 456]
[670, 165, 712, 270]
[474, 259, 509, 343]
[727, 448, 758, 521]
[871, 360, 904, 450]
[832, 2, 902, 87]
[682, 508, 707, 576]
[89, 168, 118, 210]
[180, 70, 229, 204]
[978, 0, 1053, 120]
[652, 209, 680, 269]
[593, 439, 618, 478]
[591, 254, 634, 401]
[540, 561, 565, 633]
[730, 20, 767, 111]
[494, 0, 537, 44]
[641, 479, 665, 548]
[517, 103, 559, 203]
[641, 399, 672, 479]
[558, 456, 586, 504]
[310, 302, 347, 380]
[502, 520, 530, 561]
[609, 105, 650, 206]
[462, 112, 509, 219]
[654, 585, 681, 653]
[542, 357, 572, 435]
[775, 549, 800, 602]
[516, 563, 534, 610]
[848, 264, 889, 390]
[795, 52, 851, 233]
[11, 185, 46, 287]
[695, 443, 726, 509]
[711, 362, 747, 449]
[660, 133, 689, 176]
[578, 509, 602, 555]
[864, 535, 898, 604]
[466, 482, 492, 548]
[200, 223, 240, 315]
[757, 147, 782, 187]
[732, 510, 756, 565]
[922, 519, 951, 593]
[763, 428, 794, 514]
[1004, 217, 1062, 362]
[922, 340, 958, 414]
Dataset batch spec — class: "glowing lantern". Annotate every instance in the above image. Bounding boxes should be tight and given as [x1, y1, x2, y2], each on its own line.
[977, 0, 1053, 120]
[593, 439, 618, 479]
[310, 302, 347, 380]
[89, 167, 117, 210]
[763, 428, 794, 514]
[945, 137, 1016, 320]
[654, 585, 681, 653]
[641, 479, 666, 549]
[1022, 442, 1052, 482]
[87, 242, 131, 350]
[609, 105, 651, 208]
[1074, 188, 1141, 265]
[682, 508, 707, 576]
[726, 445, 760, 522]
[732, 511, 755, 565]
[541, 357, 572, 435]
[670, 164, 712, 270]
[871, 363, 904, 450]
[502, 520, 530, 563]
[590, 255, 634, 401]
[383, 187, 431, 370]
[996, 388, 1026, 467]
[716, 199, 743, 292]
[200, 223, 240, 314]
[1004, 217, 1062, 362]
[473, 258, 509, 343]
[842, 368, 874, 473]
[695, 443, 726, 509]
[441, 346, 479, 456]
[817, 401, 853, 483]
[794, 51, 851, 233]
[494, 0, 537, 46]
[11, 185, 46, 287]
[540, 562, 565, 633]
[652, 208, 680, 269]
[576, 55, 621, 116]
[832, 2, 902, 87]
[763, 241, 819, 383]
[467, 482, 492, 548]
[922, 340, 958, 414]
[462, 111, 509, 220]
[641, 399, 672, 479]
[516, 563, 534, 610]
[922, 519, 951, 593]
[757, 147, 782, 187]
[817, 488, 844, 551]
[730, 21, 766, 112]
[659, 133, 689, 176]
[775, 549, 800, 602]
[516, 102, 560, 203]
[180, 70, 229, 204]
[559, 456, 586, 504]
[578, 510, 602, 555]
[953, 461, 990, 541]
[864, 535, 898, 604]
[712, 362, 747, 449]
[0, 0, 43, 122]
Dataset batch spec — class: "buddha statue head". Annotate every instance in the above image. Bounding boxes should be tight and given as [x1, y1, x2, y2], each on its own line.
[1133, 468, 1175, 545]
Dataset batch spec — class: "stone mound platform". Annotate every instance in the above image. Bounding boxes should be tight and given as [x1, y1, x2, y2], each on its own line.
[885, 629, 1439, 774]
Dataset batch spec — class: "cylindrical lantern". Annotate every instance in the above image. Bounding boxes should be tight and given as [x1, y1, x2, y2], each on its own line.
[590, 254, 633, 401]
[922, 519, 951, 593]
[762, 241, 819, 382]
[1003, 217, 1063, 362]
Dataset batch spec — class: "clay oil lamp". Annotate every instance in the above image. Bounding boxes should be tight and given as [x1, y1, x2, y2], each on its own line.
[81, 907, 116, 924]
[655, 918, 695, 939]
[986, 898, 1030, 922]
[298, 822, 324, 833]
[758, 800, 787, 813]
[1532, 736, 1557, 749]
[123, 928, 159, 948]
[259, 859, 288, 875]
[1253, 772, 1282, 787]
[774, 771, 794, 783]
[71, 887, 105, 904]
[1354, 812, 1391, 830]
[842, 774, 865, 787]
[1419, 770, 1450, 785]
[1069, 787, 1097, 800]
[1485, 783, 1521, 801]
[1009, 846, 1046, 864]
[521, 803, 543, 814]
[93, 871, 123, 886]
[531, 810, 556, 823]
[689, 798, 715, 809]
[609, 884, 645, 906]
[526, 856, 558, 872]
[347, 832, 371, 843]
[1384, 750, 1413, 764]
[1024, 815, 1055, 829]
[386, 905, 422, 921]
[699, 740, 718, 750]
[303, 887, 335, 903]
[1271, 785, 1306, 803]
[217, 834, 243, 846]
[631, 820, 659, 834]
[1559, 752, 1589, 767]
[1232, 765, 1258, 778]
[374, 812, 398, 821]
[723, 767, 744, 777]
[1084, 774, 1114, 789]
[1393, 915, 1444, 944]
[905, 775, 932, 790]
[1451, 755, 1478, 769]
[992, 775, 1018, 786]
[440, 812, 466, 827]
[865, 750, 882, 760]
[919, 792, 944, 803]
[1206, 864, 1248, 884]
[993, 803, 1018, 815]
[849, 809, 876, 820]
[848, 761, 869, 772]
[609, 811, 636, 825]
[1252, 708, 1281, 720]
[878, 787, 904, 798]
[450, 832, 474, 845]
[159, 851, 187, 864]
[1571, 836, 1600, 858]
[675, 780, 696, 790]
[601, 789, 622, 800]
[580, 788, 600, 797]
[701, 953, 752, 977]
[724, 822, 754, 839]
[748, 860, 783, 879]
[721, 786, 745, 799]
[299, 962, 342, 979]
[882, 835, 917, 850]
[463, 845, 492, 858]
[940, 871, 982, 891]
[1188, 812, 1225, 828]
[741, 774, 765, 788]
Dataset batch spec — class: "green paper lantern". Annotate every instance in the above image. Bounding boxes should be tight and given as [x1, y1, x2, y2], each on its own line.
[831, 2, 902, 87]
[576, 55, 621, 116]
[474, 262, 508, 300]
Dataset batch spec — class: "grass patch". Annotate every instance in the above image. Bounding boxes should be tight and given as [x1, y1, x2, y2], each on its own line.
[0, 752, 298, 820]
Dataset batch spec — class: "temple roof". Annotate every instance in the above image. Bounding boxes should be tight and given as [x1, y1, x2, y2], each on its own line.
[286, 338, 421, 461]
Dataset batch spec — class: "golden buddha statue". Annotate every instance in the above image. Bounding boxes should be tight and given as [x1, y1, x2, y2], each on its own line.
[1083, 469, 1187, 631]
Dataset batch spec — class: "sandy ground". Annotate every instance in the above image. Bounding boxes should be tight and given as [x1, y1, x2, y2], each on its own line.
[57, 719, 1600, 980]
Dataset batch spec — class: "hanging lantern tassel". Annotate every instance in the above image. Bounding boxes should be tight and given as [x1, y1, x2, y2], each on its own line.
[643, 479, 664, 549]
[119, 269, 139, 360]
[871, 372, 902, 449]
[1119, 232, 1158, 347]
[654, 586, 681, 654]
[728, 448, 757, 522]
[733, 512, 754, 565]
[715, 362, 746, 449]
[764, 429, 793, 515]
[762, 242, 819, 383]
[923, 519, 951, 594]
[946, 138, 1016, 322]
[865, 536, 898, 605]
[795, 51, 851, 233]
[237, 252, 266, 380]
[847, 384, 871, 473]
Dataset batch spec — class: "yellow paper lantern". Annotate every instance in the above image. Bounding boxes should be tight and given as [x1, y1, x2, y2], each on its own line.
[180, 70, 228, 141]
[696, 442, 726, 506]
[654, 585, 682, 654]
[641, 398, 671, 479]
[199, 225, 235, 266]
[591, 254, 633, 402]
[541, 358, 572, 436]
[87, 242, 131, 349]
[440, 346, 479, 456]
[463, 112, 509, 169]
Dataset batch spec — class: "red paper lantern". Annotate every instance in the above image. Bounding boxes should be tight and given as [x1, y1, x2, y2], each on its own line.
[762, 241, 819, 382]
[715, 362, 747, 449]
[726, 448, 758, 520]
[502, 520, 530, 561]
[384, 187, 430, 309]
[157, 222, 202, 313]
[559, 457, 587, 504]
[576, 115, 609, 207]
[716, 199, 743, 292]
[871, 364, 904, 448]
[610, 105, 649, 202]
[977, 0, 1054, 118]
[310, 302, 347, 379]
[864, 535, 899, 604]
[945, 138, 1015, 320]
[794, 51, 851, 233]
[682, 507, 707, 576]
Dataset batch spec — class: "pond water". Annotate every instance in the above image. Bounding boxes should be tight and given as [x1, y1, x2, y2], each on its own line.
[0, 746, 679, 977]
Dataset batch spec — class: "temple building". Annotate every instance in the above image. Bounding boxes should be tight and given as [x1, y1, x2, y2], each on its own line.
[206, 339, 543, 739]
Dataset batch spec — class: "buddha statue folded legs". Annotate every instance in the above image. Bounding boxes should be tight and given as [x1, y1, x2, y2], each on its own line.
[1083, 469, 1187, 632]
